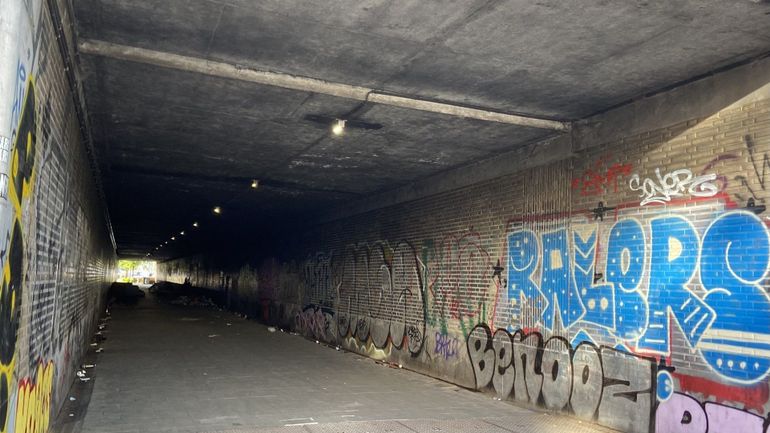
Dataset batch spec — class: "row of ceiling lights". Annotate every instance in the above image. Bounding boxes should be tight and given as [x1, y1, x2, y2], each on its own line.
[143, 119, 347, 258]
[145, 179, 260, 257]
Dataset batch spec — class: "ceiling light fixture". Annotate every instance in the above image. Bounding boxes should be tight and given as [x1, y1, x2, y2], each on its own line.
[180, 231, 185, 235]
[213, 206, 222, 215]
[171, 236, 176, 241]
[192, 222, 199, 228]
[331, 119, 346, 136]
[251, 179, 259, 189]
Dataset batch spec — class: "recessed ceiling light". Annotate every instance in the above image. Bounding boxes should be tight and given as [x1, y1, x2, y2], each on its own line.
[213, 206, 222, 215]
[171, 236, 176, 241]
[331, 119, 346, 136]
[180, 231, 185, 235]
[192, 222, 199, 228]
[251, 179, 259, 189]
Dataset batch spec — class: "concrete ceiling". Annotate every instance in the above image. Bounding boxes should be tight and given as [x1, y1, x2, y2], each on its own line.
[73, 0, 770, 257]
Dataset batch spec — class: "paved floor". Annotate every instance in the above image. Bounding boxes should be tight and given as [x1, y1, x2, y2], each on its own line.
[65, 295, 615, 433]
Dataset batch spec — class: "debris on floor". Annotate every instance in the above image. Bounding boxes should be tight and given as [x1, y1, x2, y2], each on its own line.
[170, 295, 217, 307]
[107, 282, 145, 305]
[150, 281, 225, 308]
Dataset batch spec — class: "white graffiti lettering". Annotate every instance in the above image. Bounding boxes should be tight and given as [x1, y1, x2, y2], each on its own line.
[629, 168, 718, 206]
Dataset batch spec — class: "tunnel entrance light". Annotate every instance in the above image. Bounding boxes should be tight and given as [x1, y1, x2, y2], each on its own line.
[331, 119, 346, 136]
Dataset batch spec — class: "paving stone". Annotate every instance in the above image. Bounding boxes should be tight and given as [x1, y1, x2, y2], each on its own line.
[76, 298, 614, 433]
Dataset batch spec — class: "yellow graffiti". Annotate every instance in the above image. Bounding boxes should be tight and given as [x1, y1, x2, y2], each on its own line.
[1, 77, 37, 433]
[12, 362, 53, 433]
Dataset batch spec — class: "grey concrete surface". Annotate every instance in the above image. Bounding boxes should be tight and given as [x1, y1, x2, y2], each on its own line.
[69, 0, 770, 258]
[74, 296, 616, 433]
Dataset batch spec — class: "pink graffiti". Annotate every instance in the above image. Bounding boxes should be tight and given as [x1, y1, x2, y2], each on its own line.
[656, 392, 768, 433]
[295, 307, 330, 340]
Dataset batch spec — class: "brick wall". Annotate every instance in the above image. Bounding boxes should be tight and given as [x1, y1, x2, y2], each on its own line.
[0, 0, 116, 431]
[160, 66, 770, 433]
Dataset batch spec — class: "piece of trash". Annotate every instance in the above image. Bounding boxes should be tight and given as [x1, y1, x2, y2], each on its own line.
[76, 370, 86, 377]
[398, 364, 403, 369]
[69, 396, 76, 401]
[79, 377, 91, 382]
[335, 346, 340, 351]
[69, 413, 74, 417]
[315, 340, 320, 344]
[89, 343, 97, 347]
[226, 323, 232, 326]
[95, 348, 104, 353]
[83, 364, 95, 369]
[267, 327, 276, 333]
[208, 334, 220, 338]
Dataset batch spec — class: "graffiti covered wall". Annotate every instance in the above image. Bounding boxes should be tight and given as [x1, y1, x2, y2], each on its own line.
[159, 65, 770, 432]
[0, 0, 116, 431]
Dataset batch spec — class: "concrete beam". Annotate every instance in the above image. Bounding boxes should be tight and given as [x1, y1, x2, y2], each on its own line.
[317, 54, 770, 224]
[575, 54, 770, 150]
[78, 39, 570, 132]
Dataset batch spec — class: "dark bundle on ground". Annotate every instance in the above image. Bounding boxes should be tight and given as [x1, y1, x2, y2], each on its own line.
[149, 281, 225, 308]
[108, 282, 146, 305]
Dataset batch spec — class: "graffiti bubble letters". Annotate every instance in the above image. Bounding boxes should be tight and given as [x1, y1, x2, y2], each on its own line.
[467, 325, 655, 433]
[656, 392, 769, 433]
[629, 168, 718, 206]
[507, 210, 770, 383]
[13, 361, 54, 433]
[295, 305, 333, 341]
[336, 242, 426, 356]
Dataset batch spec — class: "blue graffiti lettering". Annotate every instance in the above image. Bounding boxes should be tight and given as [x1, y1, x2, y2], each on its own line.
[541, 229, 584, 329]
[573, 225, 615, 330]
[505, 209, 770, 383]
[698, 211, 770, 382]
[507, 230, 543, 329]
[605, 219, 647, 340]
[638, 216, 714, 354]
